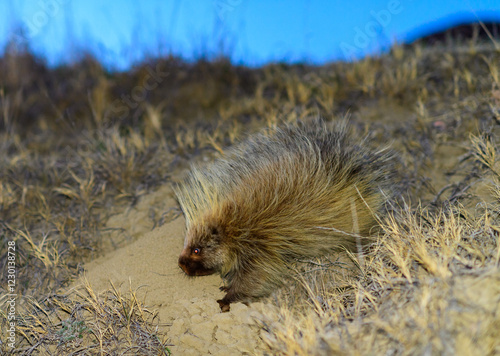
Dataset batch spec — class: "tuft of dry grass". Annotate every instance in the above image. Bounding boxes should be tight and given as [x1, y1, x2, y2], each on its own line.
[8, 280, 171, 355]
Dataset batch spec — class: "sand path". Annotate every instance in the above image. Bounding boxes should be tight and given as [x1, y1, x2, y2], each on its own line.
[73, 186, 271, 355]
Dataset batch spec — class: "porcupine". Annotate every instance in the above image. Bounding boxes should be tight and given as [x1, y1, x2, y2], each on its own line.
[174, 119, 396, 311]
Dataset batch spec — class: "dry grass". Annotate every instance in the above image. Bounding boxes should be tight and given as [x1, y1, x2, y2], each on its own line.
[262, 186, 500, 354]
[13, 280, 171, 355]
[0, 28, 499, 354]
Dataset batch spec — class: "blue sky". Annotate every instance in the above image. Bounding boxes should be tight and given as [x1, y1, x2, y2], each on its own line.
[1, 0, 499, 70]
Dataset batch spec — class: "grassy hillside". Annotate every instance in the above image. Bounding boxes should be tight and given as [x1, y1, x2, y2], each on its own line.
[0, 32, 499, 354]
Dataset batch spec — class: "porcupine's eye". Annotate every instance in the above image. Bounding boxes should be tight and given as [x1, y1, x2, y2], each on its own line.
[192, 248, 201, 255]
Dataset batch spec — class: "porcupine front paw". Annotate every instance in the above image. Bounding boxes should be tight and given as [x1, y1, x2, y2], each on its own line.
[217, 298, 231, 312]
[217, 289, 237, 312]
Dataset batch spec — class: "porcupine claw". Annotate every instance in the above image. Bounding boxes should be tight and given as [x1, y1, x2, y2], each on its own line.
[217, 298, 231, 312]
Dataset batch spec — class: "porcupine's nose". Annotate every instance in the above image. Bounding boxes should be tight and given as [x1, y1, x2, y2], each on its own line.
[178, 249, 190, 275]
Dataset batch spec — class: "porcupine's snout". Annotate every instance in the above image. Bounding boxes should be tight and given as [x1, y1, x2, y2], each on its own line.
[178, 246, 217, 276]
[178, 248, 192, 275]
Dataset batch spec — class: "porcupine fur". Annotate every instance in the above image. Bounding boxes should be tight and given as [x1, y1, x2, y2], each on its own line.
[174, 119, 396, 311]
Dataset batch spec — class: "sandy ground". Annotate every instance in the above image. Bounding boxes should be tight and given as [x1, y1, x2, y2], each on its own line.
[74, 185, 273, 355]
